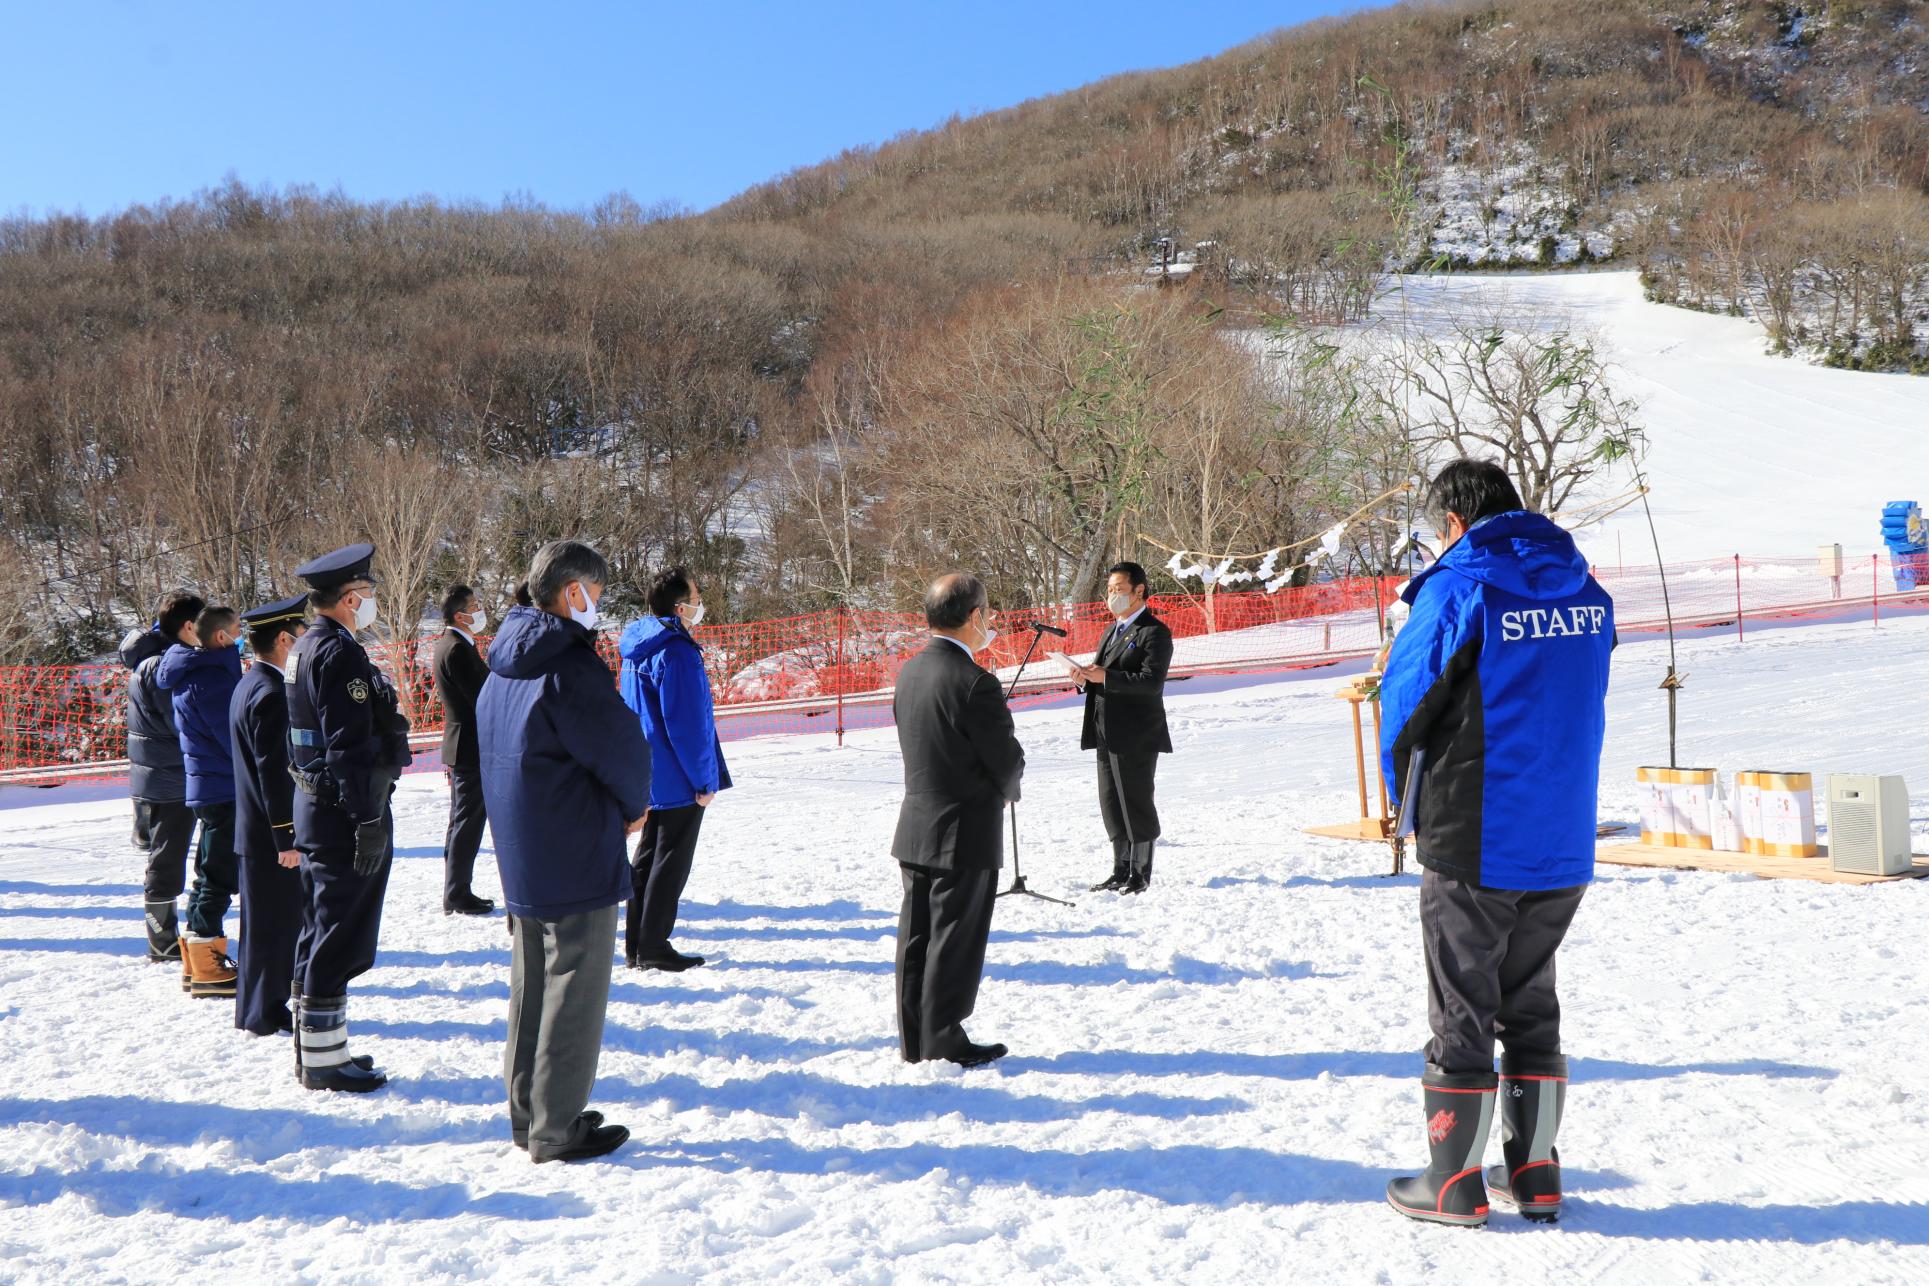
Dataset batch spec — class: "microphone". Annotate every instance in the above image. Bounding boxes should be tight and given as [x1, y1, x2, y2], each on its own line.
[1023, 621, 1068, 637]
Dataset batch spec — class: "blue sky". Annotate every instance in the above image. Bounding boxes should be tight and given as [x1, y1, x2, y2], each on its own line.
[3, 1, 1380, 218]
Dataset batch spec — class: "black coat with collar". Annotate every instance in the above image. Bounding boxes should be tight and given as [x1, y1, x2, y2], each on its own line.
[891, 638, 1026, 871]
[1079, 609, 1174, 756]
[229, 661, 296, 860]
[432, 628, 489, 770]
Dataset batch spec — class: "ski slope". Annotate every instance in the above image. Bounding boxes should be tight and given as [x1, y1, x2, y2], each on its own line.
[1375, 271, 1929, 566]
[1, 612, 1927, 1283]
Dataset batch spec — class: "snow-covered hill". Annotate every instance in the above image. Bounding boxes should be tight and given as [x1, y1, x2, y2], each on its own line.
[2, 611, 1926, 1282]
[1376, 271, 1929, 567]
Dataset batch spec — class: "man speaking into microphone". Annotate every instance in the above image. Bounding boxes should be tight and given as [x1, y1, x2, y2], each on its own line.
[1061, 562, 1173, 894]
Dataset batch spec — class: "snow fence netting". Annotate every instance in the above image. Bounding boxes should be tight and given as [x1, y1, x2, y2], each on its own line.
[3, 554, 1925, 784]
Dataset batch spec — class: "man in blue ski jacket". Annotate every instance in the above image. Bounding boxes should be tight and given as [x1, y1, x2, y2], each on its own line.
[157, 603, 246, 997]
[618, 566, 731, 971]
[1377, 459, 1614, 1229]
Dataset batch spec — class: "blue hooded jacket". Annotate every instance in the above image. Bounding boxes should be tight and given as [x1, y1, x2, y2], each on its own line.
[156, 643, 242, 809]
[618, 616, 732, 810]
[1378, 511, 1614, 891]
[477, 606, 652, 919]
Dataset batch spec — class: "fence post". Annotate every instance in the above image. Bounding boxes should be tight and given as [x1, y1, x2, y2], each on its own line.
[1734, 554, 1744, 642]
[835, 605, 846, 746]
[1873, 554, 1880, 629]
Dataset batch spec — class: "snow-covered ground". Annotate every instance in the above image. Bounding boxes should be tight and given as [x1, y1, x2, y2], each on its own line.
[1369, 271, 1929, 567]
[2, 610, 1927, 1283]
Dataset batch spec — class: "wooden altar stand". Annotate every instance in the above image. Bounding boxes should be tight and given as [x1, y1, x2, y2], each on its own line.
[1304, 680, 1404, 872]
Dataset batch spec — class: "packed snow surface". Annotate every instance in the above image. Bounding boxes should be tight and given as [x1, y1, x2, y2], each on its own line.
[2, 609, 1927, 1282]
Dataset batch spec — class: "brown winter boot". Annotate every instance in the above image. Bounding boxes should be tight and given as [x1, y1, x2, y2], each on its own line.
[184, 936, 238, 999]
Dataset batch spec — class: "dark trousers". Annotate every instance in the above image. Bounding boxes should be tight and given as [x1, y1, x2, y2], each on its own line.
[295, 808, 393, 998]
[136, 800, 195, 901]
[443, 764, 488, 905]
[185, 802, 240, 938]
[1097, 748, 1160, 845]
[895, 863, 997, 1061]
[626, 804, 706, 958]
[1420, 868, 1587, 1075]
[235, 846, 304, 1034]
[507, 904, 617, 1158]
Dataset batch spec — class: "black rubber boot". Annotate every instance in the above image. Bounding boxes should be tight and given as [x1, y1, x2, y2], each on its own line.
[1386, 1067, 1496, 1227]
[1123, 840, 1155, 894]
[1089, 839, 1130, 892]
[293, 983, 375, 1078]
[1486, 1052, 1567, 1223]
[298, 996, 388, 1093]
[144, 899, 180, 963]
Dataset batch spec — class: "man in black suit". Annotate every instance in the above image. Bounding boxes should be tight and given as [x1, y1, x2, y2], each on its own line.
[432, 584, 495, 916]
[1067, 561, 1174, 894]
[891, 572, 1025, 1068]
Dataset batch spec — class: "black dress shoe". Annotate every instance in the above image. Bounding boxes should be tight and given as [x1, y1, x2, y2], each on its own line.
[935, 1041, 1008, 1069]
[444, 891, 496, 916]
[633, 949, 705, 972]
[1089, 875, 1127, 892]
[514, 1110, 602, 1149]
[532, 1122, 630, 1164]
[1123, 873, 1149, 894]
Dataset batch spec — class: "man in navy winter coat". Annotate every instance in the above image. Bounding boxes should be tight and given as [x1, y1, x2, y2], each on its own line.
[119, 589, 205, 964]
[1377, 459, 1613, 1228]
[617, 566, 731, 971]
[478, 539, 650, 1164]
[157, 603, 245, 996]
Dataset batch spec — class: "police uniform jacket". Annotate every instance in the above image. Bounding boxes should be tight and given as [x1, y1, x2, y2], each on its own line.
[286, 616, 412, 848]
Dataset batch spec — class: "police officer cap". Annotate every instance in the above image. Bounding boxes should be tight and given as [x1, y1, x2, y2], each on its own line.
[240, 593, 309, 628]
[294, 543, 377, 592]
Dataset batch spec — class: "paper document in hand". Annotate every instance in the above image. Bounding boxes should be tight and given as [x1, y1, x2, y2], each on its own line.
[1050, 652, 1086, 675]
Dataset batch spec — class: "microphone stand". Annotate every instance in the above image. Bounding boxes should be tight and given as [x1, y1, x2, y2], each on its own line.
[996, 623, 1074, 907]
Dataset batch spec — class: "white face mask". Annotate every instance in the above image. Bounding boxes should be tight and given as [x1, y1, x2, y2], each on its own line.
[568, 583, 601, 631]
[352, 591, 378, 631]
[681, 602, 706, 629]
[466, 609, 488, 633]
[1107, 592, 1135, 617]
[975, 611, 997, 653]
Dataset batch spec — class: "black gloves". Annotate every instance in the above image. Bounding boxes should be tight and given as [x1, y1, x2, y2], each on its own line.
[353, 818, 388, 875]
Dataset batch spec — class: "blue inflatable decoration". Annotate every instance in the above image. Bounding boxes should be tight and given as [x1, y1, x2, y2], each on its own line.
[1881, 500, 1926, 591]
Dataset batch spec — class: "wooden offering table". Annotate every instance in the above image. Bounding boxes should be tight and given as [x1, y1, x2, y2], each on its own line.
[1304, 678, 1404, 872]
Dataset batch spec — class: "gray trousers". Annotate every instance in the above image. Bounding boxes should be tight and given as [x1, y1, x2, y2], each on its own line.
[1420, 869, 1586, 1076]
[506, 904, 617, 1158]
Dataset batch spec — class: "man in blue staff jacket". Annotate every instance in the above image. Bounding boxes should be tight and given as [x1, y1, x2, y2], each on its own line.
[1377, 458, 1613, 1229]
[479, 539, 650, 1164]
[618, 565, 731, 972]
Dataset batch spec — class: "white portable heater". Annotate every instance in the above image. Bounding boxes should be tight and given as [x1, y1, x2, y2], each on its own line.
[1826, 774, 1914, 876]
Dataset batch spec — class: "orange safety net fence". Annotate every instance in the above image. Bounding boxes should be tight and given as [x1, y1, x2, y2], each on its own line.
[3, 553, 1924, 785]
